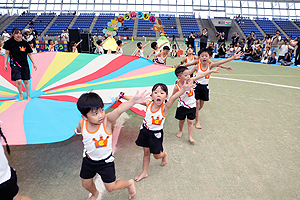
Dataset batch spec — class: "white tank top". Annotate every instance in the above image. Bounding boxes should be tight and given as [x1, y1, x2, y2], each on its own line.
[0, 145, 11, 184]
[137, 49, 144, 57]
[152, 50, 160, 58]
[176, 83, 196, 108]
[195, 61, 211, 85]
[81, 119, 113, 161]
[143, 101, 166, 131]
[116, 47, 123, 54]
[156, 54, 167, 64]
[186, 56, 196, 71]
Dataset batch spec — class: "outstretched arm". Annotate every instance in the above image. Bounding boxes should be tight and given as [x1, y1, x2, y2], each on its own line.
[75, 39, 83, 47]
[106, 90, 150, 123]
[211, 52, 243, 68]
[175, 57, 187, 68]
[182, 60, 197, 67]
[147, 50, 156, 59]
[158, 41, 168, 49]
[143, 41, 150, 48]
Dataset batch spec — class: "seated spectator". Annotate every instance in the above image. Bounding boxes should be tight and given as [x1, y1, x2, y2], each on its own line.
[261, 46, 271, 63]
[226, 43, 235, 58]
[217, 43, 226, 58]
[252, 39, 260, 50]
[247, 45, 262, 62]
[235, 42, 242, 53]
[123, 26, 128, 31]
[207, 41, 215, 56]
[240, 38, 246, 52]
[268, 52, 277, 64]
[278, 39, 289, 61]
[242, 46, 253, 60]
[279, 47, 294, 66]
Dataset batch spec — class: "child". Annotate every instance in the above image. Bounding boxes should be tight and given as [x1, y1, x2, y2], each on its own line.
[28, 41, 37, 53]
[115, 40, 127, 55]
[154, 46, 170, 65]
[133, 41, 150, 57]
[183, 48, 242, 129]
[147, 41, 168, 60]
[72, 39, 83, 53]
[95, 40, 104, 55]
[75, 91, 149, 199]
[170, 44, 178, 58]
[172, 66, 220, 143]
[175, 47, 197, 72]
[48, 39, 57, 51]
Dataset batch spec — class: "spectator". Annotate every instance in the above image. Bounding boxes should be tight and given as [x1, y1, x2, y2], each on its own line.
[252, 39, 260, 51]
[278, 39, 289, 61]
[217, 43, 226, 58]
[240, 38, 246, 52]
[216, 32, 222, 47]
[231, 32, 239, 45]
[2, 30, 10, 42]
[227, 43, 235, 58]
[242, 46, 253, 60]
[247, 31, 256, 48]
[22, 29, 33, 43]
[29, 27, 38, 48]
[235, 42, 242, 53]
[262, 34, 271, 49]
[187, 32, 195, 48]
[207, 41, 215, 57]
[220, 32, 227, 44]
[248, 45, 262, 62]
[279, 47, 294, 66]
[289, 36, 298, 50]
[270, 30, 281, 54]
[61, 29, 69, 41]
[261, 46, 271, 63]
[267, 52, 277, 64]
[199, 28, 209, 50]
[123, 26, 128, 31]
[295, 43, 300, 66]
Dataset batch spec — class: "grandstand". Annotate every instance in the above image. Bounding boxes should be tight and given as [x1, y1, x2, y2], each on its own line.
[91, 13, 115, 36]
[274, 19, 300, 39]
[29, 13, 55, 36]
[118, 18, 134, 37]
[1, 13, 36, 34]
[137, 19, 156, 37]
[159, 14, 180, 38]
[179, 15, 200, 37]
[71, 13, 95, 31]
[45, 14, 74, 36]
[237, 18, 265, 40]
[255, 18, 286, 40]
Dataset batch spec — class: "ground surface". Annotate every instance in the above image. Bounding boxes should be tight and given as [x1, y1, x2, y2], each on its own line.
[4, 40, 300, 200]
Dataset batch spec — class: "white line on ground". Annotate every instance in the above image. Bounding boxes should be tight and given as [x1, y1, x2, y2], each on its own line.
[211, 76, 300, 90]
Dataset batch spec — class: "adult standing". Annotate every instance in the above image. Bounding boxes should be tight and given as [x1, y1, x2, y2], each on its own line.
[247, 31, 256, 48]
[2, 30, 10, 42]
[220, 32, 227, 45]
[199, 28, 209, 50]
[289, 36, 298, 51]
[187, 31, 195, 48]
[270, 30, 281, 55]
[29, 27, 38, 48]
[231, 32, 239, 45]
[3, 28, 37, 100]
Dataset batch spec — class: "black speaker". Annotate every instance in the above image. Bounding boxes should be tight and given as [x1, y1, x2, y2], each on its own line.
[80, 33, 91, 53]
[69, 29, 81, 52]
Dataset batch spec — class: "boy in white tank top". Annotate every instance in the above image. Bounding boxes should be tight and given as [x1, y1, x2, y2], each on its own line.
[154, 46, 170, 65]
[172, 66, 220, 143]
[147, 41, 168, 61]
[175, 47, 198, 73]
[183, 48, 242, 129]
[133, 41, 150, 57]
[75, 91, 149, 199]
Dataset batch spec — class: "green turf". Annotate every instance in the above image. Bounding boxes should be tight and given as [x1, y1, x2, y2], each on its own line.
[5, 40, 300, 199]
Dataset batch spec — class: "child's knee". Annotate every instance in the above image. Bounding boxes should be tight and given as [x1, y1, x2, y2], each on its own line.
[187, 120, 193, 126]
[81, 179, 92, 189]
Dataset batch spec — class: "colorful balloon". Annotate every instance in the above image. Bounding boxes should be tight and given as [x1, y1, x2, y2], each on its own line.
[118, 16, 124, 23]
[149, 15, 156, 23]
[137, 11, 143, 19]
[130, 11, 137, 19]
[143, 13, 150, 20]
[124, 13, 131, 20]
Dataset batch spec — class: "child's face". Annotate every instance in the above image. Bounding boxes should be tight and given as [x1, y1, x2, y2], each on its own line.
[29, 43, 33, 48]
[163, 49, 169, 55]
[187, 48, 193, 54]
[199, 52, 210, 64]
[84, 107, 106, 125]
[178, 70, 190, 83]
[272, 53, 276, 57]
[151, 86, 168, 106]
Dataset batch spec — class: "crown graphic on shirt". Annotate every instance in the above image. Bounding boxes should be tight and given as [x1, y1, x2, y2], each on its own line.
[93, 135, 109, 148]
[151, 116, 163, 125]
[19, 46, 26, 51]
[205, 74, 210, 79]
[186, 90, 194, 97]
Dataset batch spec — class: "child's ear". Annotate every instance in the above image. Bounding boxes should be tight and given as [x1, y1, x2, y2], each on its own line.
[81, 114, 88, 121]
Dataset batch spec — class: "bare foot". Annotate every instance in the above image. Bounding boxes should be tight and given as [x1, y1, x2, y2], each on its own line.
[176, 131, 183, 138]
[161, 152, 167, 166]
[134, 173, 148, 182]
[189, 138, 196, 143]
[19, 93, 23, 100]
[195, 122, 202, 129]
[128, 179, 136, 199]
[27, 97, 32, 100]
[88, 190, 99, 200]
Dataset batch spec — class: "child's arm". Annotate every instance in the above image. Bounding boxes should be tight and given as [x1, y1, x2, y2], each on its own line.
[163, 81, 196, 114]
[153, 52, 162, 64]
[106, 90, 150, 124]
[210, 52, 243, 68]
[75, 39, 83, 47]
[147, 50, 156, 59]
[115, 46, 120, 54]
[120, 94, 149, 107]
[182, 60, 198, 67]
[175, 57, 187, 68]
[189, 64, 198, 75]
[143, 41, 150, 48]
[74, 119, 83, 135]
[190, 67, 221, 82]
[158, 41, 168, 49]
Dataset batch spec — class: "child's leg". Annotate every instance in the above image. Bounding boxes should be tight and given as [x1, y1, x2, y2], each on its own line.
[81, 178, 99, 200]
[104, 179, 136, 199]
[187, 119, 195, 143]
[177, 119, 185, 138]
[23, 80, 31, 100]
[16, 80, 23, 100]
[195, 100, 205, 129]
[135, 147, 150, 182]
[153, 151, 167, 166]
[13, 193, 32, 200]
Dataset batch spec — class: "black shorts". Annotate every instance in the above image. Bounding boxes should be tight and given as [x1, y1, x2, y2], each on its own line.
[80, 155, 116, 183]
[195, 83, 209, 101]
[0, 167, 19, 200]
[175, 106, 196, 120]
[10, 63, 30, 81]
[135, 126, 164, 154]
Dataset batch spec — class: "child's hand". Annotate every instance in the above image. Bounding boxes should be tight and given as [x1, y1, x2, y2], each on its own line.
[226, 66, 233, 71]
[132, 90, 150, 104]
[233, 52, 243, 60]
[212, 67, 221, 73]
[182, 80, 196, 91]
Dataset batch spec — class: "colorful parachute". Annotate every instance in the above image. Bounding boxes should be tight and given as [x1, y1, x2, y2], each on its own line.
[0, 52, 175, 145]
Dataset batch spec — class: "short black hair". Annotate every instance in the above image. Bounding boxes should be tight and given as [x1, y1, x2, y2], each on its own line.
[198, 48, 211, 56]
[175, 66, 189, 77]
[137, 42, 142, 48]
[151, 42, 158, 49]
[163, 46, 170, 50]
[77, 92, 104, 116]
[28, 41, 33, 44]
[96, 40, 102, 45]
[116, 40, 122, 46]
[152, 83, 168, 95]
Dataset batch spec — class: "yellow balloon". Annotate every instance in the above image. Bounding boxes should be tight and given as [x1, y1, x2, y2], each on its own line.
[143, 13, 150, 20]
